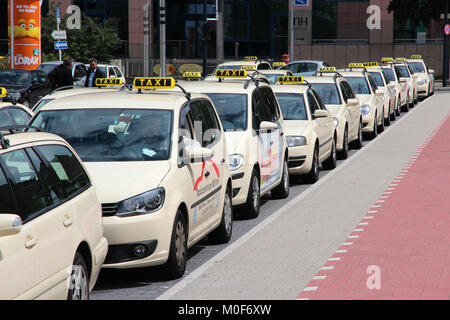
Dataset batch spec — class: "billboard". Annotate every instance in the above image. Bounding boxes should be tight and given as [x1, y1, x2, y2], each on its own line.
[8, 0, 41, 69]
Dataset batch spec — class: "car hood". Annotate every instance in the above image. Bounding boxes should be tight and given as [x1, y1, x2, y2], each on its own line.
[356, 94, 372, 105]
[0, 84, 27, 92]
[282, 120, 310, 136]
[84, 161, 171, 203]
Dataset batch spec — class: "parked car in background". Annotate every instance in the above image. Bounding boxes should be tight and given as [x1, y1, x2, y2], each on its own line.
[286, 60, 331, 76]
[84, 64, 126, 84]
[38, 61, 87, 87]
[0, 69, 51, 107]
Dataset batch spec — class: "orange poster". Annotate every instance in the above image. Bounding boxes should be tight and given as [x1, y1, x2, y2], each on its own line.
[8, 0, 41, 70]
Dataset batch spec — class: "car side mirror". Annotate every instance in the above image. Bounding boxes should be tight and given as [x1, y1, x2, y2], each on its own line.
[313, 110, 329, 118]
[428, 69, 435, 74]
[346, 98, 359, 107]
[0, 214, 22, 237]
[181, 138, 213, 163]
[259, 121, 278, 131]
[375, 89, 384, 96]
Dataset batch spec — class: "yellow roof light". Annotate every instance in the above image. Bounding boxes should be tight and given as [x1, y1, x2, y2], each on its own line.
[95, 78, 123, 87]
[278, 76, 304, 84]
[381, 57, 394, 62]
[0, 87, 7, 98]
[349, 63, 365, 69]
[240, 65, 256, 71]
[396, 57, 407, 62]
[133, 77, 176, 89]
[183, 72, 202, 78]
[318, 67, 337, 73]
[272, 62, 286, 67]
[244, 56, 258, 61]
[363, 62, 379, 67]
[411, 55, 422, 59]
[215, 69, 247, 79]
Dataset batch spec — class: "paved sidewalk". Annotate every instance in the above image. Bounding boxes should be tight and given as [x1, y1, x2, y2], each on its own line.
[297, 114, 450, 300]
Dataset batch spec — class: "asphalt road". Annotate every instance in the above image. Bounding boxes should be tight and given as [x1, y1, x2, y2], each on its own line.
[92, 92, 445, 300]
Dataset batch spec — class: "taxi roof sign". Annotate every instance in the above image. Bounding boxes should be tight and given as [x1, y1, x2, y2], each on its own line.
[133, 77, 176, 89]
[244, 56, 258, 61]
[272, 62, 286, 67]
[363, 62, 379, 67]
[395, 57, 407, 62]
[278, 76, 304, 84]
[240, 65, 256, 71]
[0, 87, 7, 98]
[95, 78, 123, 87]
[183, 72, 202, 78]
[318, 67, 337, 73]
[215, 69, 247, 79]
[349, 63, 365, 69]
[381, 57, 394, 62]
[411, 55, 422, 59]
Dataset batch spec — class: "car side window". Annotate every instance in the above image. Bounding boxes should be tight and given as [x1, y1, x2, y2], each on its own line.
[74, 65, 87, 78]
[301, 63, 318, 73]
[108, 67, 116, 78]
[189, 99, 220, 148]
[287, 63, 299, 73]
[367, 75, 378, 93]
[0, 109, 13, 127]
[307, 91, 320, 115]
[260, 87, 280, 122]
[114, 67, 123, 77]
[8, 108, 31, 126]
[381, 71, 390, 84]
[312, 89, 327, 110]
[339, 82, 350, 103]
[37, 71, 50, 86]
[252, 89, 272, 130]
[0, 167, 18, 214]
[31, 71, 39, 84]
[343, 81, 356, 99]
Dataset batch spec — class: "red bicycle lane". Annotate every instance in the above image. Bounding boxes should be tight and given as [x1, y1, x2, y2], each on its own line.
[297, 113, 450, 300]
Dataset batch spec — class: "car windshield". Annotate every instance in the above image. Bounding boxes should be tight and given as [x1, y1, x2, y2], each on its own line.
[346, 77, 371, 94]
[0, 70, 30, 86]
[310, 83, 341, 104]
[397, 66, 410, 78]
[30, 109, 173, 162]
[408, 62, 426, 73]
[368, 72, 385, 87]
[98, 66, 107, 75]
[32, 98, 55, 113]
[263, 74, 287, 84]
[205, 93, 247, 131]
[275, 93, 308, 120]
[382, 68, 396, 82]
[37, 64, 57, 75]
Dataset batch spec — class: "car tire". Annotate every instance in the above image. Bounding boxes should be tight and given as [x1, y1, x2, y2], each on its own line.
[322, 136, 337, 170]
[164, 210, 188, 279]
[395, 100, 401, 116]
[378, 111, 385, 133]
[209, 186, 233, 244]
[350, 121, 363, 149]
[271, 156, 290, 199]
[337, 127, 349, 160]
[67, 252, 90, 300]
[303, 144, 320, 184]
[241, 169, 260, 219]
[385, 107, 391, 126]
[369, 113, 378, 140]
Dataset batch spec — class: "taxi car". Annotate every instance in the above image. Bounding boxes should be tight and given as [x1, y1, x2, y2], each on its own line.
[256, 69, 295, 85]
[29, 77, 233, 279]
[271, 76, 337, 183]
[179, 70, 290, 219]
[364, 62, 397, 125]
[1, 88, 34, 128]
[380, 58, 408, 115]
[304, 67, 363, 160]
[213, 56, 272, 74]
[406, 55, 435, 99]
[338, 64, 385, 140]
[0, 127, 107, 300]
[394, 58, 418, 107]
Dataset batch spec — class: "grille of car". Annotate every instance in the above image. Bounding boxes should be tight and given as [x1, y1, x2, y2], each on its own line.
[102, 203, 121, 217]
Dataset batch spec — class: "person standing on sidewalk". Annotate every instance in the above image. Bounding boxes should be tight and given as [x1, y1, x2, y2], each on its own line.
[48, 58, 74, 89]
[85, 58, 105, 87]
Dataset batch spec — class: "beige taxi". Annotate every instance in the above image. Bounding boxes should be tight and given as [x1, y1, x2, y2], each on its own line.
[406, 55, 435, 99]
[0, 128, 107, 300]
[29, 77, 233, 279]
[394, 58, 418, 107]
[380, 58, 408, 114]
[179, 69, 290, 219]
[271, 76, 337, 183]
[213, 56, 272, 74]
[338, 64, 385, 140]
[1, 88, 34, 128]
[256, 69, 295, 85]
[303, 67, 363, 160]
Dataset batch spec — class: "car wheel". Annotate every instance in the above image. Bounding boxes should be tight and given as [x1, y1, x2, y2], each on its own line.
[304, 145, 320, 184]
[241, 169, 260, 219]
[351, 121, 363, 149]
[322, 136, 337, 170]
[337, 127, 349, 160]
[369, 113, 378, 140]
[271, 156, 290, 199]
[378, 110, 385, 133]
[209, 186, 233, 244]
[164, 210, 188, 279]
[395, 99, 401, 116]
[67, 252, 89, 300]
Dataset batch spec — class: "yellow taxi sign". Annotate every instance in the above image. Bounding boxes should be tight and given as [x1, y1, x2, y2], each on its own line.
[318, 67, 337, 73]
[349, 63, 365, 69]
[244, 56, 258, 61]
[396, 57, 407, 62]
[133, 77, 176, 89]
[381, 57, 394, 62]
[411, 55, 422, 59]
[0, 87, 7, 98]
[363, 62, 379, 67]
[272, 62, 286, 67]
[95, 78, 123, 87]
[215, 69, 247, 79]
[240, 65, 256, 71]
[278, 76, 304, 84]
[183, 72, 202, 78]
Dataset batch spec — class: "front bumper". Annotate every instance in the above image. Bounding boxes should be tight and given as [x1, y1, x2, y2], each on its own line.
[287, 144, 314, 175]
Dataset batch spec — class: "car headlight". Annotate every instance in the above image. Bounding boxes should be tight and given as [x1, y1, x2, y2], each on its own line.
[418, 79, 427, 86]
[287, 136, 307, 147]
[116, 188, 165, 217]
[333, 117, 339, 128]
[360, 104, 371, 116]
[229, 154, 244, 171]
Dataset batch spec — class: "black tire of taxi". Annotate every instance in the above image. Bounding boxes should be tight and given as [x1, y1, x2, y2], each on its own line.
[322, 135, 337, 170]
[271, 156, 290, 199]
[209, 186, 233, 244]
[337, 127, 349, 160]
[67, 252, 90, 300]
[164, 210, 188, 279]
[368, 112, 378, 140]
[241, 169, 261, 219]
[303, 145, 320, 184]
[350, 121, 363, 150]
[378, 110, 385, 133]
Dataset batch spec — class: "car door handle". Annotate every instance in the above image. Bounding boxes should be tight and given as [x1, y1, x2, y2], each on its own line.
[205, 171, 210, 178]
[270, 141, 274, 145]
[221, 158, 226, 164]
[25, 237, 37, 249]
[63, 216, 73, 228]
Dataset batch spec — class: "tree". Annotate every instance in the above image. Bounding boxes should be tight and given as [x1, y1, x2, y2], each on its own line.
[387, 0, 446, 26]
[41, 4, 122, 64]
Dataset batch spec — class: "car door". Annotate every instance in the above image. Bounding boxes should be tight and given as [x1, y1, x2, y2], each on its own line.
[341, 81, 359, 136]
[0, 165, 39, 299]
[108, 67, 117, 78]
[113, 67, 125, 83]
[307, 90, 330, 159]
[73, 64, 87, 86]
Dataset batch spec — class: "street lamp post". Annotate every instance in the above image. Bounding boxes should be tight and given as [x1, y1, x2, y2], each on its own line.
[444, 0, 449, 87]
[160, 0, 166, 77]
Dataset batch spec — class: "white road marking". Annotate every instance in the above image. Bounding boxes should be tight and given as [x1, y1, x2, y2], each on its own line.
[313, 275, 327, 280]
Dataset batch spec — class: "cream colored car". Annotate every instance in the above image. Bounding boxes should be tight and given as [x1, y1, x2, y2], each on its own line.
[303, 71, 362, 160]
[406, 56, 435, 99]
[0, 131, 107, 300]
[257, 69, 294, 84]
[213, 56, 272, 75]
[0, 101, 34, 129]
[380, 60, 408, 115]
[29, 78, 233, 279]
[339, 65, 385, 140]
[271, 76, 337, 183]
[394, 59, 418, 107]
[179, 69, 290, 219]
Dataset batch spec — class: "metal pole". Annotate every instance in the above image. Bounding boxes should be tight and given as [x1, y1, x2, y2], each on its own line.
[159, 0, 166, 77]
[203, 0, 208, 78]
[143, 2, 150, 76]
[57, 12, 62, 61]
[289, 0, 294, 60]
[444, 0, 449, 87]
